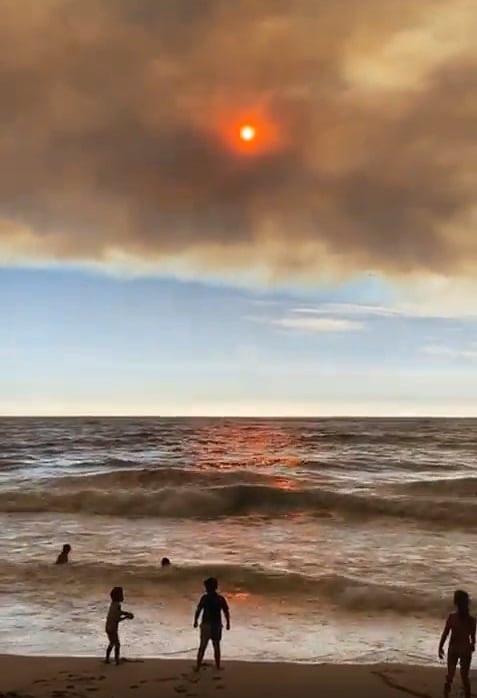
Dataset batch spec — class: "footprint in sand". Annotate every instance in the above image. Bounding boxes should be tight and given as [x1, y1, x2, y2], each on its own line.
[182, 676, 200, 691]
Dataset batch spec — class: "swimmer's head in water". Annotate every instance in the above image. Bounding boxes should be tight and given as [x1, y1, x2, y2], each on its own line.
[110, 586, 124, 602]
[204, 577, 218, 593]
[63, 544, 71, 553]
[161, 557, 171, 567]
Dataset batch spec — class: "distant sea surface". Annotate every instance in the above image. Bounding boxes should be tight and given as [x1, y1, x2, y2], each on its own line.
[0, 417, 475, 664]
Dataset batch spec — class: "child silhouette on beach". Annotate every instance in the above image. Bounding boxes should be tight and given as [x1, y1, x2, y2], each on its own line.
[55, 544, 71, 564]
[105, 586, 134, 665]
[439, 589, 476, 698]
[193, 577, 230, 672]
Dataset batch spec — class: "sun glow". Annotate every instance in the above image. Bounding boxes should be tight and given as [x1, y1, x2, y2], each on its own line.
[211, 106, 281, 156]
[240, 124, 256, 142]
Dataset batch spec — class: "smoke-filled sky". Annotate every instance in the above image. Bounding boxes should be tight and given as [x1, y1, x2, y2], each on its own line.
[2, 0, 477, 415]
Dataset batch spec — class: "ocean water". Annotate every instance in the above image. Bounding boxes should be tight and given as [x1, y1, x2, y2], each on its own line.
[0, 417, 475, 664]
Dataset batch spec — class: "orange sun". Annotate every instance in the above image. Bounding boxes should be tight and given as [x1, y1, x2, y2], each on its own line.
[240, 124, 256, 142]
[212, 107, 281, 156]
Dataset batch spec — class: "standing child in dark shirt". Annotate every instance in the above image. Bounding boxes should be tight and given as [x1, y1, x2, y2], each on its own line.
[193, 577, 230, 671]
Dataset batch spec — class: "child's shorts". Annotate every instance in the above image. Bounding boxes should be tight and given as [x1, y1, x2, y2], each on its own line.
[200, 623, 222, 643]
[448, 649, 472, 667]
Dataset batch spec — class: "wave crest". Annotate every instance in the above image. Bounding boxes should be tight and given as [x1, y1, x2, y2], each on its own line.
[0, 560, 447, 616]
[55, 467, 275, 488]
[399, 477, 477, 496]
[0, 481, 476, 527]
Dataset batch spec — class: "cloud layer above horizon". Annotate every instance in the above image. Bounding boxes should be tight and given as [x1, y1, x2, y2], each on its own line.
[1, 0, 476, 283]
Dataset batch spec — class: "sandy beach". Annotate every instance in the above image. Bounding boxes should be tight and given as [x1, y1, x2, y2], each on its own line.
[0, 655, 469, 698]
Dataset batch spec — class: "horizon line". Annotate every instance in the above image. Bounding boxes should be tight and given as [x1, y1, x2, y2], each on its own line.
[1, 414, 476, 420]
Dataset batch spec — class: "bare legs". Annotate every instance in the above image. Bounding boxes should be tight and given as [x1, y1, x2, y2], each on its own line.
[445, 652, 471, 698]
[106, 632, 121, 665]
[212, 640, 221, 670]
[195, 638, 208, 672]
[444, 652, 457, 697]
[460, 653, 472, 698]
[195, 638, 222, 671]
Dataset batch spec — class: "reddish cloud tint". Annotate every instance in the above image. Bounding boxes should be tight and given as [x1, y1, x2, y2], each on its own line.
[0, 0, 476, 282]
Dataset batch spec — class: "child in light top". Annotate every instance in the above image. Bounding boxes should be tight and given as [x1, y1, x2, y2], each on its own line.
[105, 586, 133, 665]
[439, 589, 476, 698]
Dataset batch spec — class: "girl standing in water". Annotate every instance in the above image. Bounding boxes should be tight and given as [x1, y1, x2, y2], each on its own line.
[439, 590, 476, 698]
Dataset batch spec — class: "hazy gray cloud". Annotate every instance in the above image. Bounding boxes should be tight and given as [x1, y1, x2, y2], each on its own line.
[0, 0, 476, 282]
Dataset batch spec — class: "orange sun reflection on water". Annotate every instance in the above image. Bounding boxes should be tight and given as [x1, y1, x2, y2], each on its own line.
[229, 592, 250, 601]
[187, 421, 300, 477]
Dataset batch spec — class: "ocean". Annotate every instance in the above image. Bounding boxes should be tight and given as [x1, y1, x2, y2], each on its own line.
[0, 417, 474, 664]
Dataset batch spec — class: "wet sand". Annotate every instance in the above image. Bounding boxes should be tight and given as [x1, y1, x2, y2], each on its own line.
[0, 655, 466, 698]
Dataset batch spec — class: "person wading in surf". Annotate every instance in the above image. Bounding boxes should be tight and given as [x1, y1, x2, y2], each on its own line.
[55, 544, 71, 564]
[439, 589, 476, 698]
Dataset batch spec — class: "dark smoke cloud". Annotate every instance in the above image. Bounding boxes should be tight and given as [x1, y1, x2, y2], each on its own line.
[0, 0, 476, 280]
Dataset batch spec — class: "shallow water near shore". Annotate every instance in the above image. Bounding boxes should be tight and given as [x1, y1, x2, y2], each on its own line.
[0, 417, 474, 663]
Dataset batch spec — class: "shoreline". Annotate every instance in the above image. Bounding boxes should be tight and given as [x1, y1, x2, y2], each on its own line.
[0, 655, 471, 698]
[0, 650, 442, 666]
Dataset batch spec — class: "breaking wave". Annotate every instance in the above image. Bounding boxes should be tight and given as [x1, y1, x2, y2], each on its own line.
[0, 560, 448, 616]
[0, 479, 475, 527]
[54, 467, 278, 488]
[398, 477, 477, 496]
